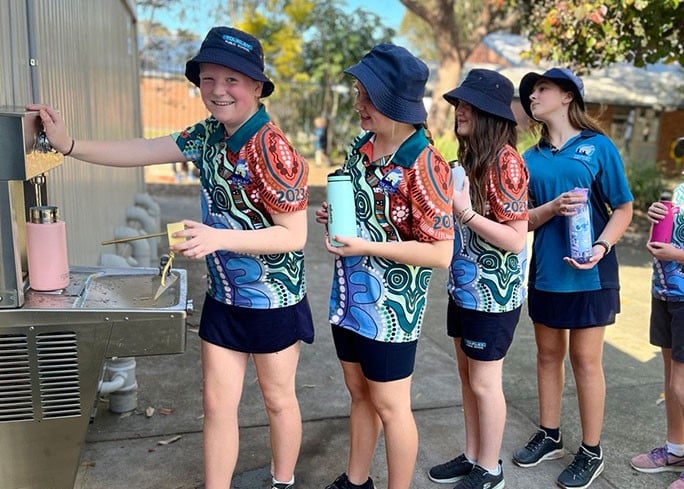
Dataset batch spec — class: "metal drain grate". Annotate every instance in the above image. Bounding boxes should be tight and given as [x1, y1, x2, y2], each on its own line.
[36, 331, 81, 419]
[0, 333, 34, 422]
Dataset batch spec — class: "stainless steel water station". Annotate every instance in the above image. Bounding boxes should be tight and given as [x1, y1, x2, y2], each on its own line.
[0, 107, 189, 489]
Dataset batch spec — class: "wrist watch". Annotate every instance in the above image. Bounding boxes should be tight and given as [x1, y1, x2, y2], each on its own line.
[593, 239, 612, 257]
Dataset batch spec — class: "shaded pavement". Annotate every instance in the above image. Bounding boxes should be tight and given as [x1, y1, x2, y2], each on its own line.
[74, 182, 670, 489]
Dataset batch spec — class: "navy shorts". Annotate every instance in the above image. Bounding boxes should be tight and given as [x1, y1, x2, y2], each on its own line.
[528, 288, 619, 328]
[199, 293, 314, 354]
[650, 297, 684, 362]
[331, 325, 417, 382]
[447, 298, 520, 361]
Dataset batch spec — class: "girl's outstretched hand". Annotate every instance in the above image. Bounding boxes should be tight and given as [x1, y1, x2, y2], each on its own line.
[26, 104, 72, 154]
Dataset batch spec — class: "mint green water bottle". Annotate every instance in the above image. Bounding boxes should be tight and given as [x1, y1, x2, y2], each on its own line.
[327, 170, 357, 247]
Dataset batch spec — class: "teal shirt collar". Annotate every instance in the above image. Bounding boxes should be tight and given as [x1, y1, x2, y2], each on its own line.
[207, 105, 271, 151]
[355, 127, 429, 169]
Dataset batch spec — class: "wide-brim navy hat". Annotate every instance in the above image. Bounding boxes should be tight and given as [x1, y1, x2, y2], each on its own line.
[185, 26, 274, 98]
[344, 44, 428, 125]
[443, 69, 516, 124]
[519, 67, 585, 120]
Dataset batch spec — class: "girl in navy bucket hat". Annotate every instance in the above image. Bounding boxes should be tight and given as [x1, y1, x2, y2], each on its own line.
[29, 26, 312, 489]
[427, 69, 529, 489]
[316, 43, 455, 489]
[511, 67, 633, 489]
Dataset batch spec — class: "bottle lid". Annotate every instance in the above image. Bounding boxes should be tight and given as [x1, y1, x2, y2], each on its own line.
[30, 205, 60, 223]
[327, 168, 350, 179]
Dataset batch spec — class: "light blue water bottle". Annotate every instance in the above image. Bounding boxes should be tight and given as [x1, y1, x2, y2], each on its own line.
[567, 187, 592, 264]
[327, 169, 357, 247]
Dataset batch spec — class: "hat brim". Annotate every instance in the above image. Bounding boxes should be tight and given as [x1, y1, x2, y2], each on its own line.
[519, 72, 585, 121]
[344, 63, 427, 125]
[185, 49, 274, 98]
[443, 86, 517, 124]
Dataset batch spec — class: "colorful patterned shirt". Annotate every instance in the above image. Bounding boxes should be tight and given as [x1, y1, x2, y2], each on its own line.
[329, 129, 454, 343]
[448, 145, 529, 312]
[652, 183, 684, 301]
[172, 106, 308, 309]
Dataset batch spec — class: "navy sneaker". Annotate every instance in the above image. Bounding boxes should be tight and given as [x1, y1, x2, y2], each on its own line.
[324, 473, 375, 489]
[428, 453, 474, 483]
[556, 446, 604, 489]
[452, 463, 504, 489]
[512, 429, 565, 467]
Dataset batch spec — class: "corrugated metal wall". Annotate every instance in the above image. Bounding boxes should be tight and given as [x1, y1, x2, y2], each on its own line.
[0, 0, 143, 266]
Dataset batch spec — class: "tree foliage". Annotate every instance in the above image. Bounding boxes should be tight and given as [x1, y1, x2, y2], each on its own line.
[514, 0, 684, 71]
[399, 0, 517, 135]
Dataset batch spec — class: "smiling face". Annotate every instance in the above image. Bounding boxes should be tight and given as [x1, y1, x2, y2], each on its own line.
[528, 79, 573, 122]
[454, 100, 476, 137]
[199, 63, 262, 134]
[352, 82, 393, 133]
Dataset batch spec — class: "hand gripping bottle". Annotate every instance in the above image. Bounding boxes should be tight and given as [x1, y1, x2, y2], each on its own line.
[567, 187, 593, 264]
[326, 169, 357, 247]
[650, 192, 680, 243]
[26, 205, 70, 291]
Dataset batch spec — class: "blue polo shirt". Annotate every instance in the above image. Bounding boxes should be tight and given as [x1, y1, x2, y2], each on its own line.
[525, 130, 633, 293]
[652, 183, 684, 301]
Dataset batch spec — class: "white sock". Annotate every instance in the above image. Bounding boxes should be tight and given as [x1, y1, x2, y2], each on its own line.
[272, 475, 295, 486]
[667, 441, 684, 457]
[465, 454, 477, 465]
[484, 463, 502, 476]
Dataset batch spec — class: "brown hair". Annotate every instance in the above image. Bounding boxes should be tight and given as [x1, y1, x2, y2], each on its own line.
[456, 108, 517, 214]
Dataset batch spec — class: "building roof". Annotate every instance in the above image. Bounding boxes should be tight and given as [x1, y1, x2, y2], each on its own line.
[477, 33, 684, 109]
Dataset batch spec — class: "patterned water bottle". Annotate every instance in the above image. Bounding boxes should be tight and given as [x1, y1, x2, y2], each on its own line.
[567, 187, 592, 264]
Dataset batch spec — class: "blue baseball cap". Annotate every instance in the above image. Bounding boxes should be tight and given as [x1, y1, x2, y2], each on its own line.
[185, 26, 274, 98]
[344, 44, 429, 125]
[519, 67, 585, 120]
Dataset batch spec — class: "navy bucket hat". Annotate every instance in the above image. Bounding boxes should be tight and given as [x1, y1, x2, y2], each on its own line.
[185, 26, 274, 98]
[344, 44, 429, 125]
[519, 67, 585, 120]
[443, 69, 516, 124]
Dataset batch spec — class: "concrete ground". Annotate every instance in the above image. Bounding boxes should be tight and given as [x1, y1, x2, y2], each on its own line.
[73, 181, 673, 489]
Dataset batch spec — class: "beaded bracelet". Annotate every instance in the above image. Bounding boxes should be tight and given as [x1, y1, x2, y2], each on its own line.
[455, 206, 471, 221]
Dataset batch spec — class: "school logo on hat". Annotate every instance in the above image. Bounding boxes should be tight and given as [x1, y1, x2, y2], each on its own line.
[185, 26, 274, 98]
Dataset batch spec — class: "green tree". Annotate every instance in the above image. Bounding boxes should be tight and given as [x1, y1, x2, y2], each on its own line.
[514, 0, 684, 71]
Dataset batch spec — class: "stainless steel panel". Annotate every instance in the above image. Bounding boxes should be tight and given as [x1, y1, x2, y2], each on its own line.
[0, 108, 64, 180]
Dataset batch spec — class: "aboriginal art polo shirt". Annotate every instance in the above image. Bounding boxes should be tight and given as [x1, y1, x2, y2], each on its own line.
[172, 106, 308, 309]
[448, 145, 529, 312]
[329, 129, 454, 343]
[525, 130, 633, 293]
[652, 183, 684, 301]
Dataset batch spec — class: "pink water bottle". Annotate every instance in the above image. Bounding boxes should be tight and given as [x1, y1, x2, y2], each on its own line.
[650, 200, 679, 243]
[26, 205, 70, 291]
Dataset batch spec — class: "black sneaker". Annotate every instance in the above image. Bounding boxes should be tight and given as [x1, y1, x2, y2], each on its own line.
[324, 473, 375, 489]
[272, 483, 294, 489]
[428, 453, 474, 483]
[452, 463, 504, 489]
[512, 429, 565, 467]
[556, 446, 604, 489]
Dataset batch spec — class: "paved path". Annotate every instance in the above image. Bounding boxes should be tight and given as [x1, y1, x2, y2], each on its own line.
[74, 183, 670, 489]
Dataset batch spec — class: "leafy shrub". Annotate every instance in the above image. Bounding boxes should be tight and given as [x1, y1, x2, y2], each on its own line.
[625, 160, 665, 212]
